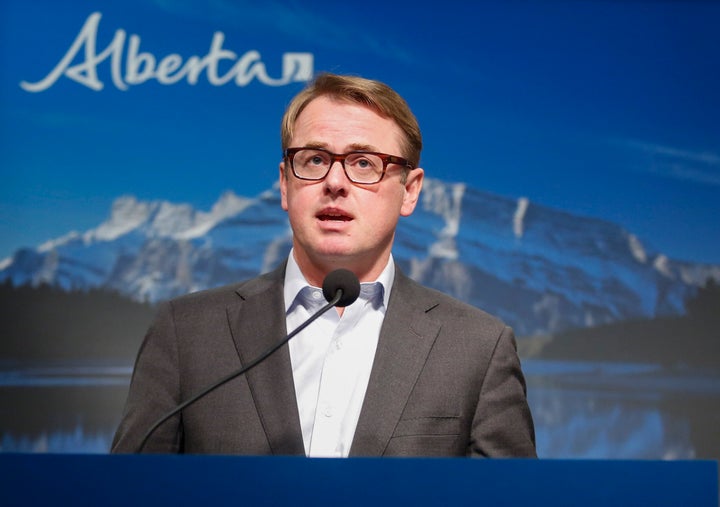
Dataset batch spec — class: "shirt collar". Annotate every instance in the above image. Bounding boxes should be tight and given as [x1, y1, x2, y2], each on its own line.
[283, 249, 395, 313]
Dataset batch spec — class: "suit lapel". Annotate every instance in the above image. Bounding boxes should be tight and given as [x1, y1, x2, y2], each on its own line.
[350, 271, 441, 456]
[227, 265, 305, 455]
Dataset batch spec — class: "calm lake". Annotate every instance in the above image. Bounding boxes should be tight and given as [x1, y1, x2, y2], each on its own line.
[1, 359, 718, 458]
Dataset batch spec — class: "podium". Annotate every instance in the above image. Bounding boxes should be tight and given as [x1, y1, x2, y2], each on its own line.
[1, 454, 717, 506]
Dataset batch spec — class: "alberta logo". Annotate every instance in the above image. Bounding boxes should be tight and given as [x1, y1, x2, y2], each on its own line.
[20, 12, 314, 92]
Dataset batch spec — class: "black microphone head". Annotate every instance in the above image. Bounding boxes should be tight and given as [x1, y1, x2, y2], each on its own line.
[322, 269, 361, 307]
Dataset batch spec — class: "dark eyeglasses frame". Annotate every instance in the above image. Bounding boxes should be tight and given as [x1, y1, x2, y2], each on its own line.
[284, 147, 415, 185]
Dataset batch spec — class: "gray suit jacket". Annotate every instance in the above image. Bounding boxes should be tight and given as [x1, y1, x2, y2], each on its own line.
[112, 262, 536, 457]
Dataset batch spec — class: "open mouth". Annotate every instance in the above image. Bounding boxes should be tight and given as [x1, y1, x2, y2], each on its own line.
[317, 212, 352, 222]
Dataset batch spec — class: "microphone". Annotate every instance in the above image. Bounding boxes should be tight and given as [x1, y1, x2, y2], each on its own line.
[137, 268, 361, 452]
[322, 268, 361, 307]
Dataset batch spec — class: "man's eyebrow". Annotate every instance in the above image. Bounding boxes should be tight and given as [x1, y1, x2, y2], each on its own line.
[300, 142, 379, 152]
[303, 141, 328, 149]
[347, 143, 377, 152]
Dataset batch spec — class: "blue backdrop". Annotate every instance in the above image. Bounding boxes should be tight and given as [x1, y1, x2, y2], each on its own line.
[1, 1, 719, 460]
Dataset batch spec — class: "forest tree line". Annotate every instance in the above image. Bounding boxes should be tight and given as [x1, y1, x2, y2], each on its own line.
[537, 279, 720, 368]
[1, 278, 718, 366]
[0, 281, 155, 361]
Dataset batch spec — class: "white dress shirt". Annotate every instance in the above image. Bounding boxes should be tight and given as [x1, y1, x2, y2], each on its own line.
[284, 251, 393, 457]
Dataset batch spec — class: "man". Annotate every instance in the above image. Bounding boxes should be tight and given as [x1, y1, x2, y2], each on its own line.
[112, 73, 536, 457]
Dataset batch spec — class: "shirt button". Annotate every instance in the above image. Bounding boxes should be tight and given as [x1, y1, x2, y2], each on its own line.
[311, 291, 322, 300]
[324, 406, 334, 417]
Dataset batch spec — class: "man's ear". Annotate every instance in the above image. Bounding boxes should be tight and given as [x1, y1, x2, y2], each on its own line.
[400, 168, 424, 217]
[279, 162, 289, 211]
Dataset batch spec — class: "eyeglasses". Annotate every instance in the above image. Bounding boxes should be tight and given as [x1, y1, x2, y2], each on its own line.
[284, 147, 414, 185]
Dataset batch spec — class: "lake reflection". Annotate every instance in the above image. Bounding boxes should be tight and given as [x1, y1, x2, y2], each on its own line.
[523, 359, 720, 459]
[0, 360, 718, 458]
[0, 364, 131, 453]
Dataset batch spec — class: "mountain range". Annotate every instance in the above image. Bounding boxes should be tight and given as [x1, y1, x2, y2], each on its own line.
[2, 179, 718, 336]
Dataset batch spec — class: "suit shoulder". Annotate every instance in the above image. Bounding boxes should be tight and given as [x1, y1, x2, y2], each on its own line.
[166, 282, 243, 308]
[165, 267, 282, 310]
[398, 274, 508, 332]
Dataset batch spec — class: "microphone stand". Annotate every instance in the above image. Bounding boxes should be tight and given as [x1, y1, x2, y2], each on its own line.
[137, 289, 345, 453]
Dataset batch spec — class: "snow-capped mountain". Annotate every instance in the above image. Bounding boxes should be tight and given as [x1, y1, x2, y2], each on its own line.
[2, 179, 717, 335]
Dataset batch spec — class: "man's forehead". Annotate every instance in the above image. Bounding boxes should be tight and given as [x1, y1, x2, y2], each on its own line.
[291, 98, 403, 150]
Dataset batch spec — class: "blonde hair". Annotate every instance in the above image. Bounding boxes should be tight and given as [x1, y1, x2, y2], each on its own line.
[281, 73, 422, 168]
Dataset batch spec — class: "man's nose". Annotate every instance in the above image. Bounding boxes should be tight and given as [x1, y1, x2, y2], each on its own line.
[323, 160, 350, 191]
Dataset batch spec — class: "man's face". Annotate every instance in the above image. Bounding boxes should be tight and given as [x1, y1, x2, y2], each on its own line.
[279, 96, 424, 284]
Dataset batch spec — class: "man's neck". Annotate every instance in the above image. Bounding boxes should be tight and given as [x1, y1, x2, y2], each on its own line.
[292, 250, 391, 287]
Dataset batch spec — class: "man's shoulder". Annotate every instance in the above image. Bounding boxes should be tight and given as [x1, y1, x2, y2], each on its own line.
[394, 271, 506, 329]
[166, 265, 284, 309]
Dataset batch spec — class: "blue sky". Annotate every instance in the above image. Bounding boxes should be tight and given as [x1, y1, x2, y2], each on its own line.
[1, 0, 719, 263]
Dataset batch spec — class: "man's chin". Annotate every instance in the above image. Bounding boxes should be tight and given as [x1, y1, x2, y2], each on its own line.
[315, 248, 357, 263]
[307, 246, 364, 267]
